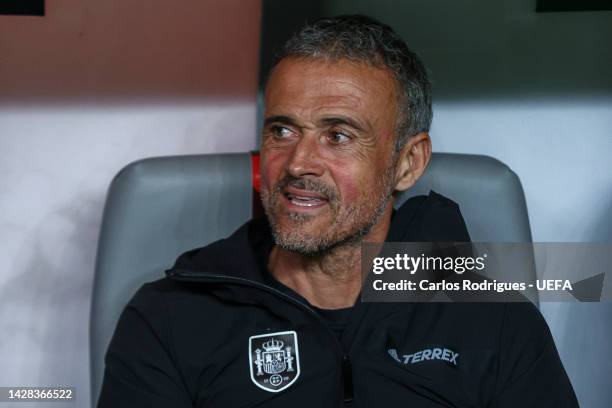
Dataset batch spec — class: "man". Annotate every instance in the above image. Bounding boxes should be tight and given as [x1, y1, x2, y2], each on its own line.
[98, 15, 578, 407]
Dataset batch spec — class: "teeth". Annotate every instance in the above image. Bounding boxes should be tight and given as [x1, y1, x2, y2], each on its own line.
[292, 200, 318, 207]
[287, 194, 324, 207]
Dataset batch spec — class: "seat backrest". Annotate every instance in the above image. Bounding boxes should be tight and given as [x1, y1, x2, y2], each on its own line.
[90, 153, 254, 406]
[89, 152, 533, 405]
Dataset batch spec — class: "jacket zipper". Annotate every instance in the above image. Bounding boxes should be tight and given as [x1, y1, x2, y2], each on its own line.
[166, 269, 355, 403]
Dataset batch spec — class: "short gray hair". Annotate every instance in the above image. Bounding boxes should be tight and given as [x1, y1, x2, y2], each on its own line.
[272, 15, 432, 151]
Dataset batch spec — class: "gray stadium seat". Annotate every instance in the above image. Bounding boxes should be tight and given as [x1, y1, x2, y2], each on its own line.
[89, 152, 533, 406]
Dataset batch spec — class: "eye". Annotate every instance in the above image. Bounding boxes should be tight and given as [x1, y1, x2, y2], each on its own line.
[327, 130, 351, 144]
[270, 125, 294, 139]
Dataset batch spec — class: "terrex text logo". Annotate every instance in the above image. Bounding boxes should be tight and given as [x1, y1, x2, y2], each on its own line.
[388, 347, 459, 366]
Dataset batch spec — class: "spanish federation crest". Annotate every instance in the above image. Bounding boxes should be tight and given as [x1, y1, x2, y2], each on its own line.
[249, 331, 300, 392]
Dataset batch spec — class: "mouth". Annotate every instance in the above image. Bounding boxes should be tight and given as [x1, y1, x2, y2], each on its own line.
[282, 186, 329, 209]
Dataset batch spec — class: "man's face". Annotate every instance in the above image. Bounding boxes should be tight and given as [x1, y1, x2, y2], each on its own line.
[260, 57, 400, 254]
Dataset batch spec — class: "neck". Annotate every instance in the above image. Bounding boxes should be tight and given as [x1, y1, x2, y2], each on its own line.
[268, 203, 394, 309]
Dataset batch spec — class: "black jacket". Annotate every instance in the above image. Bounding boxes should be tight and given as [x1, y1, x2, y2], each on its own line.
[98, 191, 578, 407]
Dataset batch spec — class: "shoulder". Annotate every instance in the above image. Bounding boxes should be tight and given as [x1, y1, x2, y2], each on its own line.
[460, 301, 551, 347]
[124, 277, 208, 321]
[390, 190, 471, 242]
[114, 277, 227, 355]
[498, 301, 553, 357]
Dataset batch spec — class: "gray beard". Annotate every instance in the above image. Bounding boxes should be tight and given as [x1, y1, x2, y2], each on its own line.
[261, 162, 397, 257]
[269, 196, 391, 257]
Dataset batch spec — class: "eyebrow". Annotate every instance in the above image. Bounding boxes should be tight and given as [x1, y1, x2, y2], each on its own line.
[317, 116, 366, 132]
[263, 115, 298, 128]
[263, 114, 366, 132]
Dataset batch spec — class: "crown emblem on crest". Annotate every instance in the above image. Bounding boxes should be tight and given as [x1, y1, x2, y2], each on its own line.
[262, 339, 284, 351]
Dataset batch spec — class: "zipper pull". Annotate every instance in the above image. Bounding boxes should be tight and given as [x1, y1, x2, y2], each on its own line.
[342, 355, 354, 403]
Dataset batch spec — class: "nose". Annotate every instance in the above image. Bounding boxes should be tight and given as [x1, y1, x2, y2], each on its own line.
[286, 134, 325, 178]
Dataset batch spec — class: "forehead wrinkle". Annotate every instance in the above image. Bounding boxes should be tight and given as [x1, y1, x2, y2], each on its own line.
[272, 66, 372, 101]
[279, 85, 367, 114]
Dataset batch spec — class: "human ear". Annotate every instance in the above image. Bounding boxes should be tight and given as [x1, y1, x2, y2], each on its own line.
[393, 132, 432, 192]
